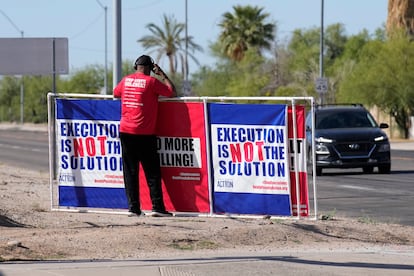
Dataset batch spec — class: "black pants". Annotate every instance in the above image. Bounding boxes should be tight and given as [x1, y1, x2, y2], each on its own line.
[120, 133, 166, 212]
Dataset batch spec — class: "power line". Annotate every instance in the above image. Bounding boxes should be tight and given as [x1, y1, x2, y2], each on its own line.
[70, 11, 103, 40]
[0, 9, 24, 37]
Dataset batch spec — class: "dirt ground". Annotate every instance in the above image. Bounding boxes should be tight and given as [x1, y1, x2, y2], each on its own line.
[1, 164, 413, 262]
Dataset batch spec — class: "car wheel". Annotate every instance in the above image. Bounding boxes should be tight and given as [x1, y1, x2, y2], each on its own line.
[378, 164, 391, 174]
[316, 167, 322, 176]
[362, 166, 374, 174]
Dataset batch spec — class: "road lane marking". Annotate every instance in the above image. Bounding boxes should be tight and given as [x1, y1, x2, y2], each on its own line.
[341, 185, 376, 191]
[0, 143, 43, 152]
[393, 157, 414, 161]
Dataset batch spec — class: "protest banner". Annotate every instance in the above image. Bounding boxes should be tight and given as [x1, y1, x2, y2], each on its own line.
[50, 94, 315, 219]
[209, 103, 291, 216]
[288, 105, 309, 216]
[56, 99, 126, 208]
[139, 102, 210, 213]
[55, 99, 210, 212]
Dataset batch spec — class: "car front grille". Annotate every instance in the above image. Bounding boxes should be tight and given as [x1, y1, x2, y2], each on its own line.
[333, 142, 375, 158]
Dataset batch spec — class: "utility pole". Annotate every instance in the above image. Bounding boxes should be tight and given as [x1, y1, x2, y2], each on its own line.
[183, 0, 191, 96]
[113, 0, 122, 88]
[315, 0, 327, 104]
[96, 0, 108, 95]
[318, 0, 326, 105]
[319, 0, 324, 80]
[185, 0, 188, 83]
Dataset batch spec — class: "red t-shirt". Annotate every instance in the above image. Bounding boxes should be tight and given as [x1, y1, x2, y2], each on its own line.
[113, 72, 174, 135]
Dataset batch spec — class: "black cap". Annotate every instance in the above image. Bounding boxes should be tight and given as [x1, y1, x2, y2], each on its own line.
[135, 55, 153, 66]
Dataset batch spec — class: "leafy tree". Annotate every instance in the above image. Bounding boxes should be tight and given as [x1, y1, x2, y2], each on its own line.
[122, 59, 136, 76]
[226, 50, 270, 97]
[288, 24, 348, 80]
[332, 30, 372, 64]
[192, 50, 270, 97]
[337, 34, 414, 138]
[62, 64, 106, 94]
[324, 23, 348, 64]
[0, 76, 20, 121]
[217, 5, 275, 61]
[287, 27, 321, 87]
[191, 63, 236, 96]
[137, 14, 203, 76]
[326, 30, 374, 102]
[286, 24, 374, 102]
[252, 41, 299, 97]
[23, 76, 55, 123]
[0, 75, 65, 123]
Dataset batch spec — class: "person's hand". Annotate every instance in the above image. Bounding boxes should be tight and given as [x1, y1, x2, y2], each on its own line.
[152, 64, 164, 76]
[153, 64, 169, 81]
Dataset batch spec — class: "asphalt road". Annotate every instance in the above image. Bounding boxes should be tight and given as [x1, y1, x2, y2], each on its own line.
[0, 128, 49, 172]
[0, 128, 413, 226]
[314, 149, 414, 226]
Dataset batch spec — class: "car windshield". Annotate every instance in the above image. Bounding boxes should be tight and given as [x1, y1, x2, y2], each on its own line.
[316, 110, 378, 129]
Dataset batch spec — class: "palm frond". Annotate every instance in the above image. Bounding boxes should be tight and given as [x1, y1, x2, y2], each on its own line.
[137, 14, 203, 75]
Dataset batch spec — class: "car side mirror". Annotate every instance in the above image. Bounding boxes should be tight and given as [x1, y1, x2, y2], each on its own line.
[379, 123, 389, 129]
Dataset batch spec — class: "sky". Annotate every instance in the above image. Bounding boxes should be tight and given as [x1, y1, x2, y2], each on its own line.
[0, 0, 389, 75]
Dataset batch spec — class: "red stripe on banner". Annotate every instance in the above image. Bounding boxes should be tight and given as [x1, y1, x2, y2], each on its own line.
[288, 105, 305, 139]
[288, 105, 309, 216]
[139, 102, 210, 213]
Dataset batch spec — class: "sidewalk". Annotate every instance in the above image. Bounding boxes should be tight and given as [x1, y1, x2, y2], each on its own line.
[0, 123, 48, 132]
[2, 247, 414, 276]
[390, 140, 414, 151]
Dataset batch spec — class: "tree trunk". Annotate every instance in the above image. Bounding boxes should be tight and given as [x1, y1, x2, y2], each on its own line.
[387, 0, 414, 35]
[167, 54, 175, 76]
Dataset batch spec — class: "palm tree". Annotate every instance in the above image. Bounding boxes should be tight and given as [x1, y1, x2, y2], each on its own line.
[137, 14, 203, 76]
[387, 0, 414, 36]
[218, 5, 275, 61]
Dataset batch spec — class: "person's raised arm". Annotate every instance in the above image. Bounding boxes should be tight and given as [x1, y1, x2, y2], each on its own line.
[153, 64, 177, 97]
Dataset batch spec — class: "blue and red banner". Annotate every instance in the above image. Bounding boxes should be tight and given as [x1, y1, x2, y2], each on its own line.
[54, 98, 308, 217]
[139, 102, 210, 213]
[208, 103, 291, 216]
[55, 99, 210, 212]
[56, 99, 126, 208]
[288, 106, 309, 216]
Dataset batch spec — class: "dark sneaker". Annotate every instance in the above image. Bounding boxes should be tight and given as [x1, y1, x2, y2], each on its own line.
[128, 211, 144, 217]
[150, 210, 173, 217]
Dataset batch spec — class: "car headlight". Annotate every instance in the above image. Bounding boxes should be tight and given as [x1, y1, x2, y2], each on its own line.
[377, 143, 390, 152]
[315, 137, 334, 143]
[374, 135, 386, 142]
[315, 144, 330, 154]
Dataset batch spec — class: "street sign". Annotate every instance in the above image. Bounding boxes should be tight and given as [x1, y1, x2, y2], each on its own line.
[315, 77, 328, 94]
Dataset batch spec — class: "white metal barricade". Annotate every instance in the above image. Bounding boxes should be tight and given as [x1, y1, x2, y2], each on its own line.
[47, 93, 317, 220]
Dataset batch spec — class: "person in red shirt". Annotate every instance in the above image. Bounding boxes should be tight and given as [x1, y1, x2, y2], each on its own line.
[113, 55, 176, 217]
